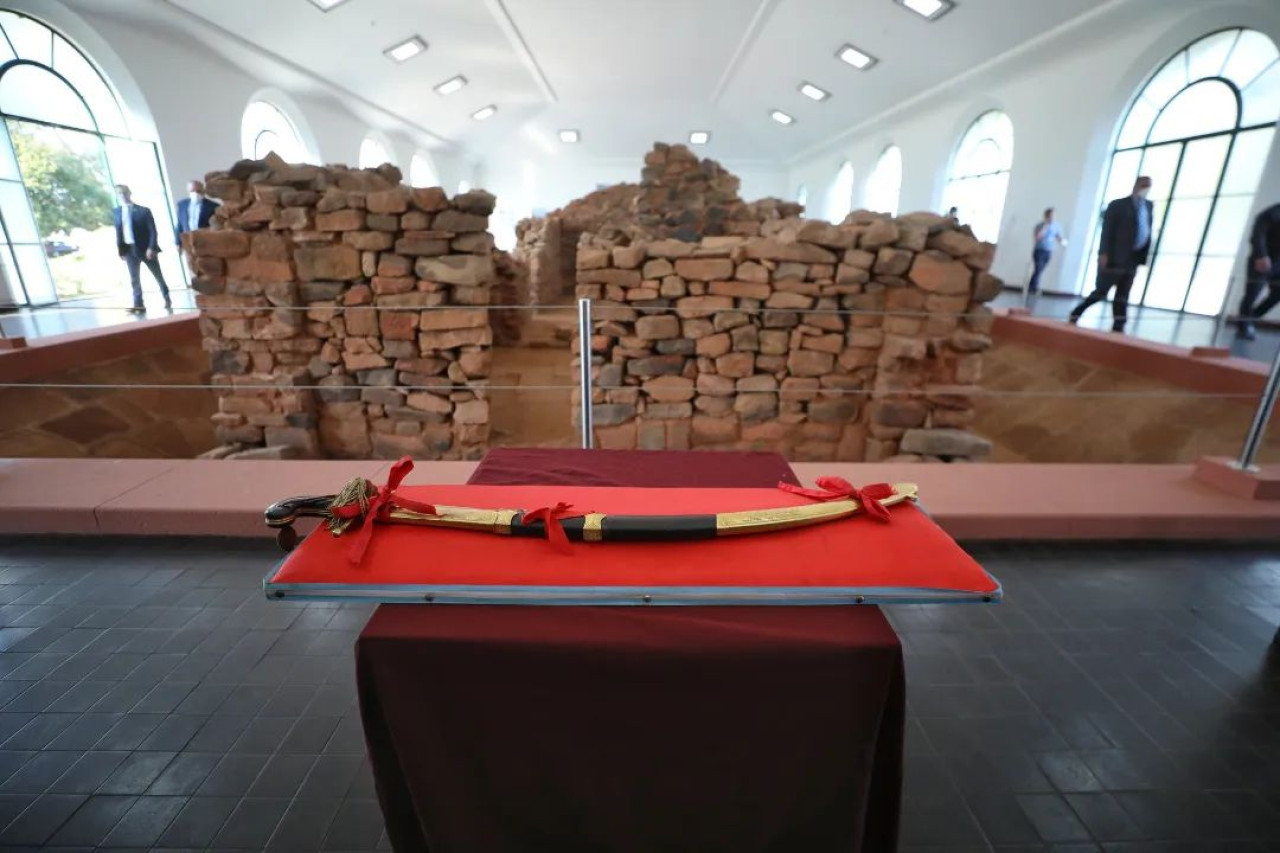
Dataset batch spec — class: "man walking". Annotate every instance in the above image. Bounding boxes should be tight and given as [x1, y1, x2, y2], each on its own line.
[175, 179, 218, 268]
[1028, 207, 1065, 295]
[1069, 176, 1154, 333]
[1236, 201, 1280, 340]
[114, 184, 171, 314]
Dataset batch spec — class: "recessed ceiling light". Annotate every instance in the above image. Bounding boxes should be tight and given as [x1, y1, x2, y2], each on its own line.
[895, 0, 955, 21]
[770, 110, 794, 126]
[384, 36, 426, 63]
[689, 131, 710, 145]
[306, 0, 352, 10]
[434, 75, 467, 96]
[799, 82, 830, 102]
[559, 129, 580, 143]
[836, 44, 878, 70]
[471, 105, 497, 121]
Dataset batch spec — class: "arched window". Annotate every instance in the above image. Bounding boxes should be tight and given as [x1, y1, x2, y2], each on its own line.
[241, 99, 311, 163]
[358, 133, 395, 170]
[1087, 28, 1279, 315]
[942, 111, 1014, 243]
[865, 145, 903, 216]
[796, 184, 808, 209]
[0, 10, 179, 306]
[410, 152, 439, 188]
[825, 161, 855, 223]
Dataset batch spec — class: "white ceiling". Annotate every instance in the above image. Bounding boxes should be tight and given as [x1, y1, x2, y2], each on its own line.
[108, 0, 1117, 162]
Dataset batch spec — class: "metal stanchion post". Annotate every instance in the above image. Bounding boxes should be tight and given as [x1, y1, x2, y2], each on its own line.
[577, 298, 594, 450]
[1236, 343, 1280, 471]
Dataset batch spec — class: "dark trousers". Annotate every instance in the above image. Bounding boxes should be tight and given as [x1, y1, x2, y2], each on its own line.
[1238, 263, 1280, 320]
[123, 252, 170, 308]
[1070, 266, 1137, 331]
[1028, 248, 1052, 293]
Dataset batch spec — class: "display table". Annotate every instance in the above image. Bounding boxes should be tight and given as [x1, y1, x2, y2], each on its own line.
[356, 449, 904, 852]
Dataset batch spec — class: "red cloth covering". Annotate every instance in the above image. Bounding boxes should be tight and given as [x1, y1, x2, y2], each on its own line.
[356, 449, 906, 852]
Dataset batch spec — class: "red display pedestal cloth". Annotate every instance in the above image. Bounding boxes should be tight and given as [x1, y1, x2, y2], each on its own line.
[356, 449, 905, 852]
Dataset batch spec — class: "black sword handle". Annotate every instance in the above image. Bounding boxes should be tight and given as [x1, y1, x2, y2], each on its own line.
[265, 494, 337, 528]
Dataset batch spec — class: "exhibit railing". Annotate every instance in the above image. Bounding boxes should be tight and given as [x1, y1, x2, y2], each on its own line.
[0, 295, 1277, 468]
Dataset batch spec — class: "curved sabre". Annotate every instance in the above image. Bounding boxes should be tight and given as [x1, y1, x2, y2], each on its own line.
[264, 483, 919, 552]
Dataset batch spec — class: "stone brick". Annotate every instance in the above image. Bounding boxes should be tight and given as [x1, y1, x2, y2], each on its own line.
[627, 355, 686, 377]
[406, 392, 452, 415]
[366, 188, 409, 214]
[419, 308, 488, 330]
[973, 272, 1003, 302]
[635, 315, 680, 340]
[714, 352, 754, 378]
[737, 374, 777, 393]
[612, 245, 647, 269]
[786, 350, 833, 377]
[296, 245, 362, 281]
[416, 255, 495, 286]
[453, 399, 489, 424]
[192, 230, 250, 258]
[592, 403, 637, 426]
[874, 247, 914, 276]
[643, 376, 695, 402]
[734, 393, 777, 422]
[910, 251, 972, 295]
[419, 326, 492, 350]
[379, 310, 419, 340]
[709, 281, 771, 300]
[674, 258, 734, 281]
[453, 233, 495, 254]
[809, 398, 859, 424]
[801, 333, 843, 354]
[743, 239, 837, 264]
[730, 324, 759, 352]
[316, 209, 365, 231]
[397, 237, 451, 257]
[872, 400, 928, 428]
[411, 187, 450, 212]
[796, 220, 857, 249]
[900, 428, 992, 458]
[692, 415, 737, 444]
[433, 210, 488, 232]
[765, 292, 813, 310]
[578, 268, 643, 287]
[860, 220, 900, 250]
[454, 189, 497, 215]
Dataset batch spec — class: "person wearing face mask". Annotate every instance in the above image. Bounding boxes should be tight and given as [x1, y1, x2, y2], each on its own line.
[1069, 175, 1155, 333]
[113, 184, 171, 315]
[175, 180, 219, 276]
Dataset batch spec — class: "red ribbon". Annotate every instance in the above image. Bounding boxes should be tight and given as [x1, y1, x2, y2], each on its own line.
[332, 456, 438, 565]
[522, 502, 583, 554]
[777, 476, 896, 523]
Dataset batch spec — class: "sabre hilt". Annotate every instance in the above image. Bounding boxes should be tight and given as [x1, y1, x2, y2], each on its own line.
[265, 494, 338, 552]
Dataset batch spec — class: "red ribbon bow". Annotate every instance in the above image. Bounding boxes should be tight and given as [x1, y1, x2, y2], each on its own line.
[332, 456, 438, 565]
[522, 502, 583, 554]
[777, 477, 896, 523]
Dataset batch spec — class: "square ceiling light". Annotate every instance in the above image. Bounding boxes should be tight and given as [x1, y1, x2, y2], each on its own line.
[559, 129, 581, 143]
[770, 110, 794, 126]
[689, 131, 711, 145]
[799, 82, 830, 102]
[837, 44, 878, 70]
[895, 0, 955, 21]
[307, 0, 352, 10]
[434, 75, 467, 96]
[471, 105, 497, 121]
[384, 36, 427, 62]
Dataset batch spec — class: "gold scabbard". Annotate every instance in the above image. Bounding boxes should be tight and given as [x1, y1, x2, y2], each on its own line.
[385, 504, 518, 534]
[714, 483, 919, 536]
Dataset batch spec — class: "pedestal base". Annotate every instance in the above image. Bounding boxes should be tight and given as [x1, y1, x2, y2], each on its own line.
[1193, 456, 1280, 501]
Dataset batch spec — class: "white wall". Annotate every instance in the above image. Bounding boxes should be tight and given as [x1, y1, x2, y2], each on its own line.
[788, 0, 1280, 308]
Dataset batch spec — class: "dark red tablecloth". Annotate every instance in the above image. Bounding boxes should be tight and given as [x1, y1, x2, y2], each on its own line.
[357, 449, 904, 852]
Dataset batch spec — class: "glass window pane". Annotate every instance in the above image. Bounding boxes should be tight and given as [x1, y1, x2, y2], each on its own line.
[1138, 143, 1181, 202]
[1104, 149, 1142, 201]
[1129, 262, 1151, 305]
[0, 246, 22, 307]
[1117, 98, 1159, 149]
[1142, 51, 1190, 107]
[1144, 253, 1195, 310]
[359, 136, 392, 169]
[12, 242, 55, 304]
[52, 34, 127, 137]
[0, 124, 18, 182]
[410, 153, 439, 188]
[0, 24, 14, 65]
[242, 100, 308, 163]
[1148, 80, 1238, 144]
[0, 179, 38, 243]
[865, 146, 902, 216]
[1187, 29, 1240, 81]
[1172, 135, 1229, 198]
[1222, 29, 1279, 89]
[0, 12, 51, 64]
[1220, 128, 1275, 194]
[1158, 198, 1212, 254]
[1240, 61, 1280, 127]
[1184, 255, 1233, 315]
[0, 64, 94, 130]
[1201, 196, 1253, 256]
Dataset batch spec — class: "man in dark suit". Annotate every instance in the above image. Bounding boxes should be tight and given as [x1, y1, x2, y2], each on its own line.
[1069, 175, 1154, 333]
[175, 180, 219, 280]
[114, 184, 171, 314]
[1236, 201, 1280, 340]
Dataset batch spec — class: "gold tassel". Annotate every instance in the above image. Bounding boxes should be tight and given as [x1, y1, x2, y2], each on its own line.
[327, 477, 375, 536]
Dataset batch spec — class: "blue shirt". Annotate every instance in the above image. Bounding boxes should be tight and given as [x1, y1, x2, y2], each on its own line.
[1134, 196, 1151, 250]
[188, 197, 202, 232]
[1035, 221, 1062, 253]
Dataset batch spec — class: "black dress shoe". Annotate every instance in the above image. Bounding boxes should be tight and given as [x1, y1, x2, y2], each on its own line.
[1237, 321, 1257, 341]
[128, 306, 145, 315]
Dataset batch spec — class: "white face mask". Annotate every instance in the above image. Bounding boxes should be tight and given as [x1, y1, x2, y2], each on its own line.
[189, 192, 202, 202]
[1136, 187, 1151, 199]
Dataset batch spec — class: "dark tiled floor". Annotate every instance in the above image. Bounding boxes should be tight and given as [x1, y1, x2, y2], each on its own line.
[0, 537, 1275, 851]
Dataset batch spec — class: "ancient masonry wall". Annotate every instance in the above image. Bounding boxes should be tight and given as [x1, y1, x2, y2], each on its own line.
[574, 212, 1003, 461]
[191, 155, 498, 460]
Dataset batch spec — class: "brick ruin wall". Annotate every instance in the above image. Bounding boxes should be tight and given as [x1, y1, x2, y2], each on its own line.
[574, 212, 1003, 461]
[514, 143, 802, 308]
[191, 155, 498, 460]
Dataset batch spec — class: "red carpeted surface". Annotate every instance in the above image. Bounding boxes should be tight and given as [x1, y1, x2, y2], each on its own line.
[355, 449, 905, 852]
